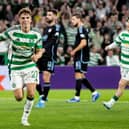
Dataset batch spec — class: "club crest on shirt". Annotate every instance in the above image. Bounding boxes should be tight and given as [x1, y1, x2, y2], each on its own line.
[29, 39, 34, 43]
[12, 83, 16, 88]
[15, 38, 20, 42]
[48, 28, 52, 33]
[80, 34, 85, 38]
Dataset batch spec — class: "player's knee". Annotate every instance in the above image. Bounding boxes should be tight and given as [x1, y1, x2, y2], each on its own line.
[43, 72, 51, 81]
[15, 96, 23, 101]
[43, 76, 50, 82]
[27, 93, 34, 99]
[118, 80, 127, 88]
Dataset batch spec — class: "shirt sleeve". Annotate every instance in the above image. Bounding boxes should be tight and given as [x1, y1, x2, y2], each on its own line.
[78, 26, 88, 40]
[36, 36, 42, 49]
[114, 32, 122, 46]
[0, 30, 10, 41]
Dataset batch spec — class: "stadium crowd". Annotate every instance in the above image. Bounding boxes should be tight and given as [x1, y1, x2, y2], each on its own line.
[0, 0, 128, 66]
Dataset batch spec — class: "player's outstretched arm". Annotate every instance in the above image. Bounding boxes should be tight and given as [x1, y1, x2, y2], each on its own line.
[105, 42, 118, 51]
[0, 31, 9, 41]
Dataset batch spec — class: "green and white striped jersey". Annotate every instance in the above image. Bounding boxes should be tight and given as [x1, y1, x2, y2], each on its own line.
[114, 30, 129, 68]
[88, 52, 102, 66]
[0, 25, 42, 70]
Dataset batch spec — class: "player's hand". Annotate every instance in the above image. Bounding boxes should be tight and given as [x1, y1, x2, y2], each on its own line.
[31, 54, 40, 62]
[70, 50, 75, 57]
[105, 46, 109, 51]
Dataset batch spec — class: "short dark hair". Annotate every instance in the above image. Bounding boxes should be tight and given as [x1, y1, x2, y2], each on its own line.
[18, 8, 32, 17]
[48, 9, 57, 15]
[72, 13, 82, 19]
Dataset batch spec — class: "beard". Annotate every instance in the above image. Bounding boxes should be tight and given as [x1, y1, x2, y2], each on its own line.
[73, 23, 78, 27]
[46, 19, 53, 24]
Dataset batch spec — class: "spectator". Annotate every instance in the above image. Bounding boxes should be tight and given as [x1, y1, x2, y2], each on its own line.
[106, 49, 120, 66]
[56, 46, 65, 66]
[88, 44, 103, 66]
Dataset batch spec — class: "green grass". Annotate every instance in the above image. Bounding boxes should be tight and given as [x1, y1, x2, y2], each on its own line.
[0, 89, 129, 129]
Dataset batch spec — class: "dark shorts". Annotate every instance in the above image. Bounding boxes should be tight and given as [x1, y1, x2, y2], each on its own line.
[74, 60, 88, 73]
[37, 58, 55, 73]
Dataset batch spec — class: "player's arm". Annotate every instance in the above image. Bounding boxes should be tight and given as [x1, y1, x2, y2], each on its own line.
[0, 25, 14, 41]
[0, 31, 10, 41]
[31, 36, 45, 62]
[105, 32, 122, 51]
[105, 42, 118, 51]
[70, 39, 86, 56]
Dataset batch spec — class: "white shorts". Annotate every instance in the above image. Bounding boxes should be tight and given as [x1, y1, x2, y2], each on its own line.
[10, 67, 39, 90]
[120, 67, 129, 81]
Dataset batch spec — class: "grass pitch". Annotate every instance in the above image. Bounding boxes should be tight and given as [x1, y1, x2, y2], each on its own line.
[0, 89, 129, 129]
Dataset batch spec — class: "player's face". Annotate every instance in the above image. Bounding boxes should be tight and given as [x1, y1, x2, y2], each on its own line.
[19, 13, 32, 32]
[71, 16, 78, 27]
[46, 12, 55, 23]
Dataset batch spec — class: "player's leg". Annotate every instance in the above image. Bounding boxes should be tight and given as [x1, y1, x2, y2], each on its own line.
[35, 71, 52, 107]
[103, 67, 129, 109]
[21, 83, 36, 126]
[103, 79, 128, 109]
[10, 71, 24, 101]
[36, 74, 44, 102]
[36, 83, 43, 96]
[36, 60, 44, 97]
[67, 61, 83, 102]
[67, 72, 82, 102]
[21, 67, 39, 126]
[35, 60, 54, 108]
[79, 62, 100, 102]
[13, 89, 24, 101]
[42, 71, 51, 101]
[82, 74, 100, 102]
[36, 71, 51, 107]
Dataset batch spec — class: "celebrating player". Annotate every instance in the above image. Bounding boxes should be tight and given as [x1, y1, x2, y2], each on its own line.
[0, 8, 43, 126]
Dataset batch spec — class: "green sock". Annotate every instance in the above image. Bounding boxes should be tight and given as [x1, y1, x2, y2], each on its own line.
[113, 95, 119, 101]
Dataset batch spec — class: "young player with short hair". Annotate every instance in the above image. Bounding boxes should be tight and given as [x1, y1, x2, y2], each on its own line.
[0, 8, 44, 126]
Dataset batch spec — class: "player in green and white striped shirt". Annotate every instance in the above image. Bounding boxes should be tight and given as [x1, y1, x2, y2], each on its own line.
[0, 8, 44, 126]
[103, 18, 129, 110]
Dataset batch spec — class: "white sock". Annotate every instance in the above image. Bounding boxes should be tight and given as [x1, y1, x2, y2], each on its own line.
[75, 96, 80, 100]
[39, 95, 43, 98]
[92, 91, 98, 95]
[109, 98, 116, 105]
[39, 95, 45, 103]
[22, 99, 34, 121]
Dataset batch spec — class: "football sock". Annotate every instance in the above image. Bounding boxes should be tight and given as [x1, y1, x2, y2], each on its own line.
[75, 79, 82, 96]
[22, 97, 34, 120]
[108, 95, 119, 105]
[113, 95, 119, 101]
[74, 96, 80, 100]
[82, 78, 95, 92]
[42, 83, 51, 101]
[36, 84, 43, 95]
[92, 91, 98, 95]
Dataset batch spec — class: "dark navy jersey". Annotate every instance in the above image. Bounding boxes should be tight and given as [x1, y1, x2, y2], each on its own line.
[42, 24, 60, 61]
[74, 26, 89, 63]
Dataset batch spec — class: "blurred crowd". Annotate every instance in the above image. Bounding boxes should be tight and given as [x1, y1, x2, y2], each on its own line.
[0, 0, 129, 66]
